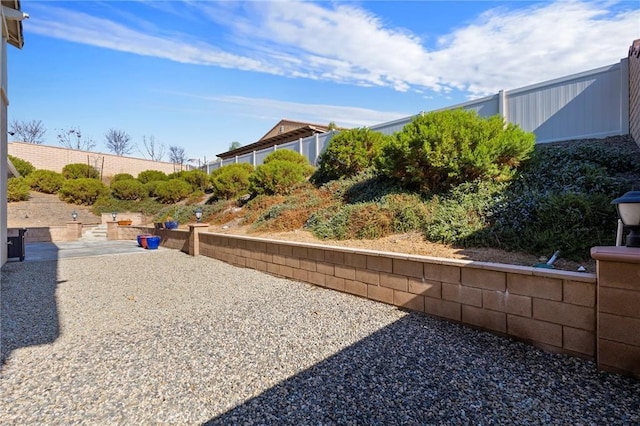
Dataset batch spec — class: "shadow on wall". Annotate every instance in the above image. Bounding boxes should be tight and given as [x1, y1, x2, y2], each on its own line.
[205, 312, 640, 425]
[1, 246, 60, 367]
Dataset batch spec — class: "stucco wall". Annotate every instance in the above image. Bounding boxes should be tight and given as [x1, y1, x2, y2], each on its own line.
[8, 142, 182, 178]
[629, 39, 640, 147]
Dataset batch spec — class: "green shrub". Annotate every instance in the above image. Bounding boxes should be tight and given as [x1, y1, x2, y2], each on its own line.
[422, 180, 506, 245]
[381, 193, 431, 234]
[7, 177, 30, 201]
[182, 169, 209, 192]
[250, 160, 307, 195]
[91, 196, 164, 217]
[110, 179, 147, 200]
[314, 128, 385, 183]
[144, 180, 162, 197]
[27, 169, 65, 194]
[264, 150, 315, 176]
[8, 155, 35, 177]
[62, 163, 100, 179]
[377, 109, 535, 193]
[154, 179, 192, 203]
[137, 170, 168, 184]
[307, 202, 394, 240]
[167, 171, 188, 180]
[59, 178, 109, 205]
[210, 163, 254, 200]
[111, 173, 135, 183]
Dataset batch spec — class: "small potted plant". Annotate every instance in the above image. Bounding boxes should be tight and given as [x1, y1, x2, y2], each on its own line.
[164, 216, 178, 229]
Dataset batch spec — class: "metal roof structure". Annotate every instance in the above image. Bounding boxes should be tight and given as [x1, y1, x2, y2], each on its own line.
[217, 119, 332, 159]
[2, 0, 25, 49]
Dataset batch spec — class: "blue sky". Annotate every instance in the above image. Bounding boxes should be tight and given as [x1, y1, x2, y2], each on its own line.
[8, 0, 639, 165]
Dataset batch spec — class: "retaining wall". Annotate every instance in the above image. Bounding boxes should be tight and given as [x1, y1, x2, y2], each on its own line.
[198, 233, 597, 359]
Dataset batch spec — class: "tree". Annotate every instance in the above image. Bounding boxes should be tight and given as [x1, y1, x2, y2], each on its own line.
[141, 135, 165, 161]
[229, 141, 242, 150]
[9, 119, 47, 144]
[105, 128, 133, 156]
[57, 127, 96, 151]
[327, 121, 338, 131]
[168, 145, 187, 170]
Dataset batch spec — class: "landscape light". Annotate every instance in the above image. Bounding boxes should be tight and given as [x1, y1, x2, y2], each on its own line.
[111, 211, 117, 221]
[71, 211, 78, 221]
[195, 208, 203, 223]
[612, 191, 640, 247]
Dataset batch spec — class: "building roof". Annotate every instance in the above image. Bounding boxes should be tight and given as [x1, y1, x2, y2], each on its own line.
[2, 0, 25, 49]
[217, 119, 332, 159]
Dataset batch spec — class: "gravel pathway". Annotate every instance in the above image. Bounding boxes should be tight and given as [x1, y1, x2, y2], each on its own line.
[1, 250, 639, 425]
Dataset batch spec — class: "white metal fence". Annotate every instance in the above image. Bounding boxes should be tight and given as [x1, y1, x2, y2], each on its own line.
[208, 57, 630, 172]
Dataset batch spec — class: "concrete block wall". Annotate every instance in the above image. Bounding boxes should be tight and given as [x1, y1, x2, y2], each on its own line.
[591, 246, 640, 378]
[198, 233, 597, 359]
[8, 142, 179, 178]
[9, 224, 83, 242]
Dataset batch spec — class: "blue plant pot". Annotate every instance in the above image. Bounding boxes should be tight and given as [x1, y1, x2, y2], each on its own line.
[146, 236, 161, 250]
[164, 221, 178, 229]
[137, 234, 152, 247]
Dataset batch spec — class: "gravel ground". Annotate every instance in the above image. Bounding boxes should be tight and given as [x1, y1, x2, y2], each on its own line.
[1, 250, 639, 425]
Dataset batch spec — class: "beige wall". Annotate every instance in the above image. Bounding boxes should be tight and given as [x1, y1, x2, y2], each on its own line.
[1, 37, 8, 265]
[8, 142, 183, 178]
[629, 39, 640, 147]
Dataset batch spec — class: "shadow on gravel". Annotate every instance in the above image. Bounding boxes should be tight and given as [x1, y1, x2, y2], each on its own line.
[1, 251, 60, 368]
[205, 312, 640, 425]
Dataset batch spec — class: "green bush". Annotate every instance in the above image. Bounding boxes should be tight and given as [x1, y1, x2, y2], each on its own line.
[8, 155, 35, 177]
[154, 179, 192, 203]
[137, 170, 168, 184]
[110, 179, 147, 200]
[307, 202, 394, 240]
[62, 163, 100, 179]
[314, 128, 385, 183]
[250, 160, 307, 195]
[59, 178, 109, 205]
[210, 163, 254, 200]
[144, 180, 163, 197]
[182, 169, 209, 192]
[7, 177, 30, 201]
[264, 150, 315, 176]
[422, 180, 506, 245]
[377, 109, 535, 193]
[111, 173, 134, 183]
[27, 169, 65, 194]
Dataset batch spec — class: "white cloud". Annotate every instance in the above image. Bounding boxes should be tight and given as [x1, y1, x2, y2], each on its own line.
[25, 1, 639, 97]
[164, 91, 409, 128]
[25, 4, 266, 71]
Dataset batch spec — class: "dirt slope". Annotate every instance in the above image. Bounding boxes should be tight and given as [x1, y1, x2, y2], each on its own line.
[8, 192, 101, 228]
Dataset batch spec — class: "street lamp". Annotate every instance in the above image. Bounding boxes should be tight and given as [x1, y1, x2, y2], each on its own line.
[612, 191, 640, 247]
[111, 211, 117, 222]
[71, 211, 78, 221]
[195, 207, 203, 223]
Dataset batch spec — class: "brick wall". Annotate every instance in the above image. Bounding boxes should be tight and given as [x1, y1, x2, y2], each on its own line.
[630, 39, 640, 147]
[8, 142, 181, 178]
[198, 233, 597, 359]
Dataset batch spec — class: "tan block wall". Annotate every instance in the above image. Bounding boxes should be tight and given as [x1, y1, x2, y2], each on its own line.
[592, 246, 640, 378]
[8, 142, 180, 178]
[630, 39, 640, 147]
[10, 225, 85, 242]
[197, 233, 597, 360]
